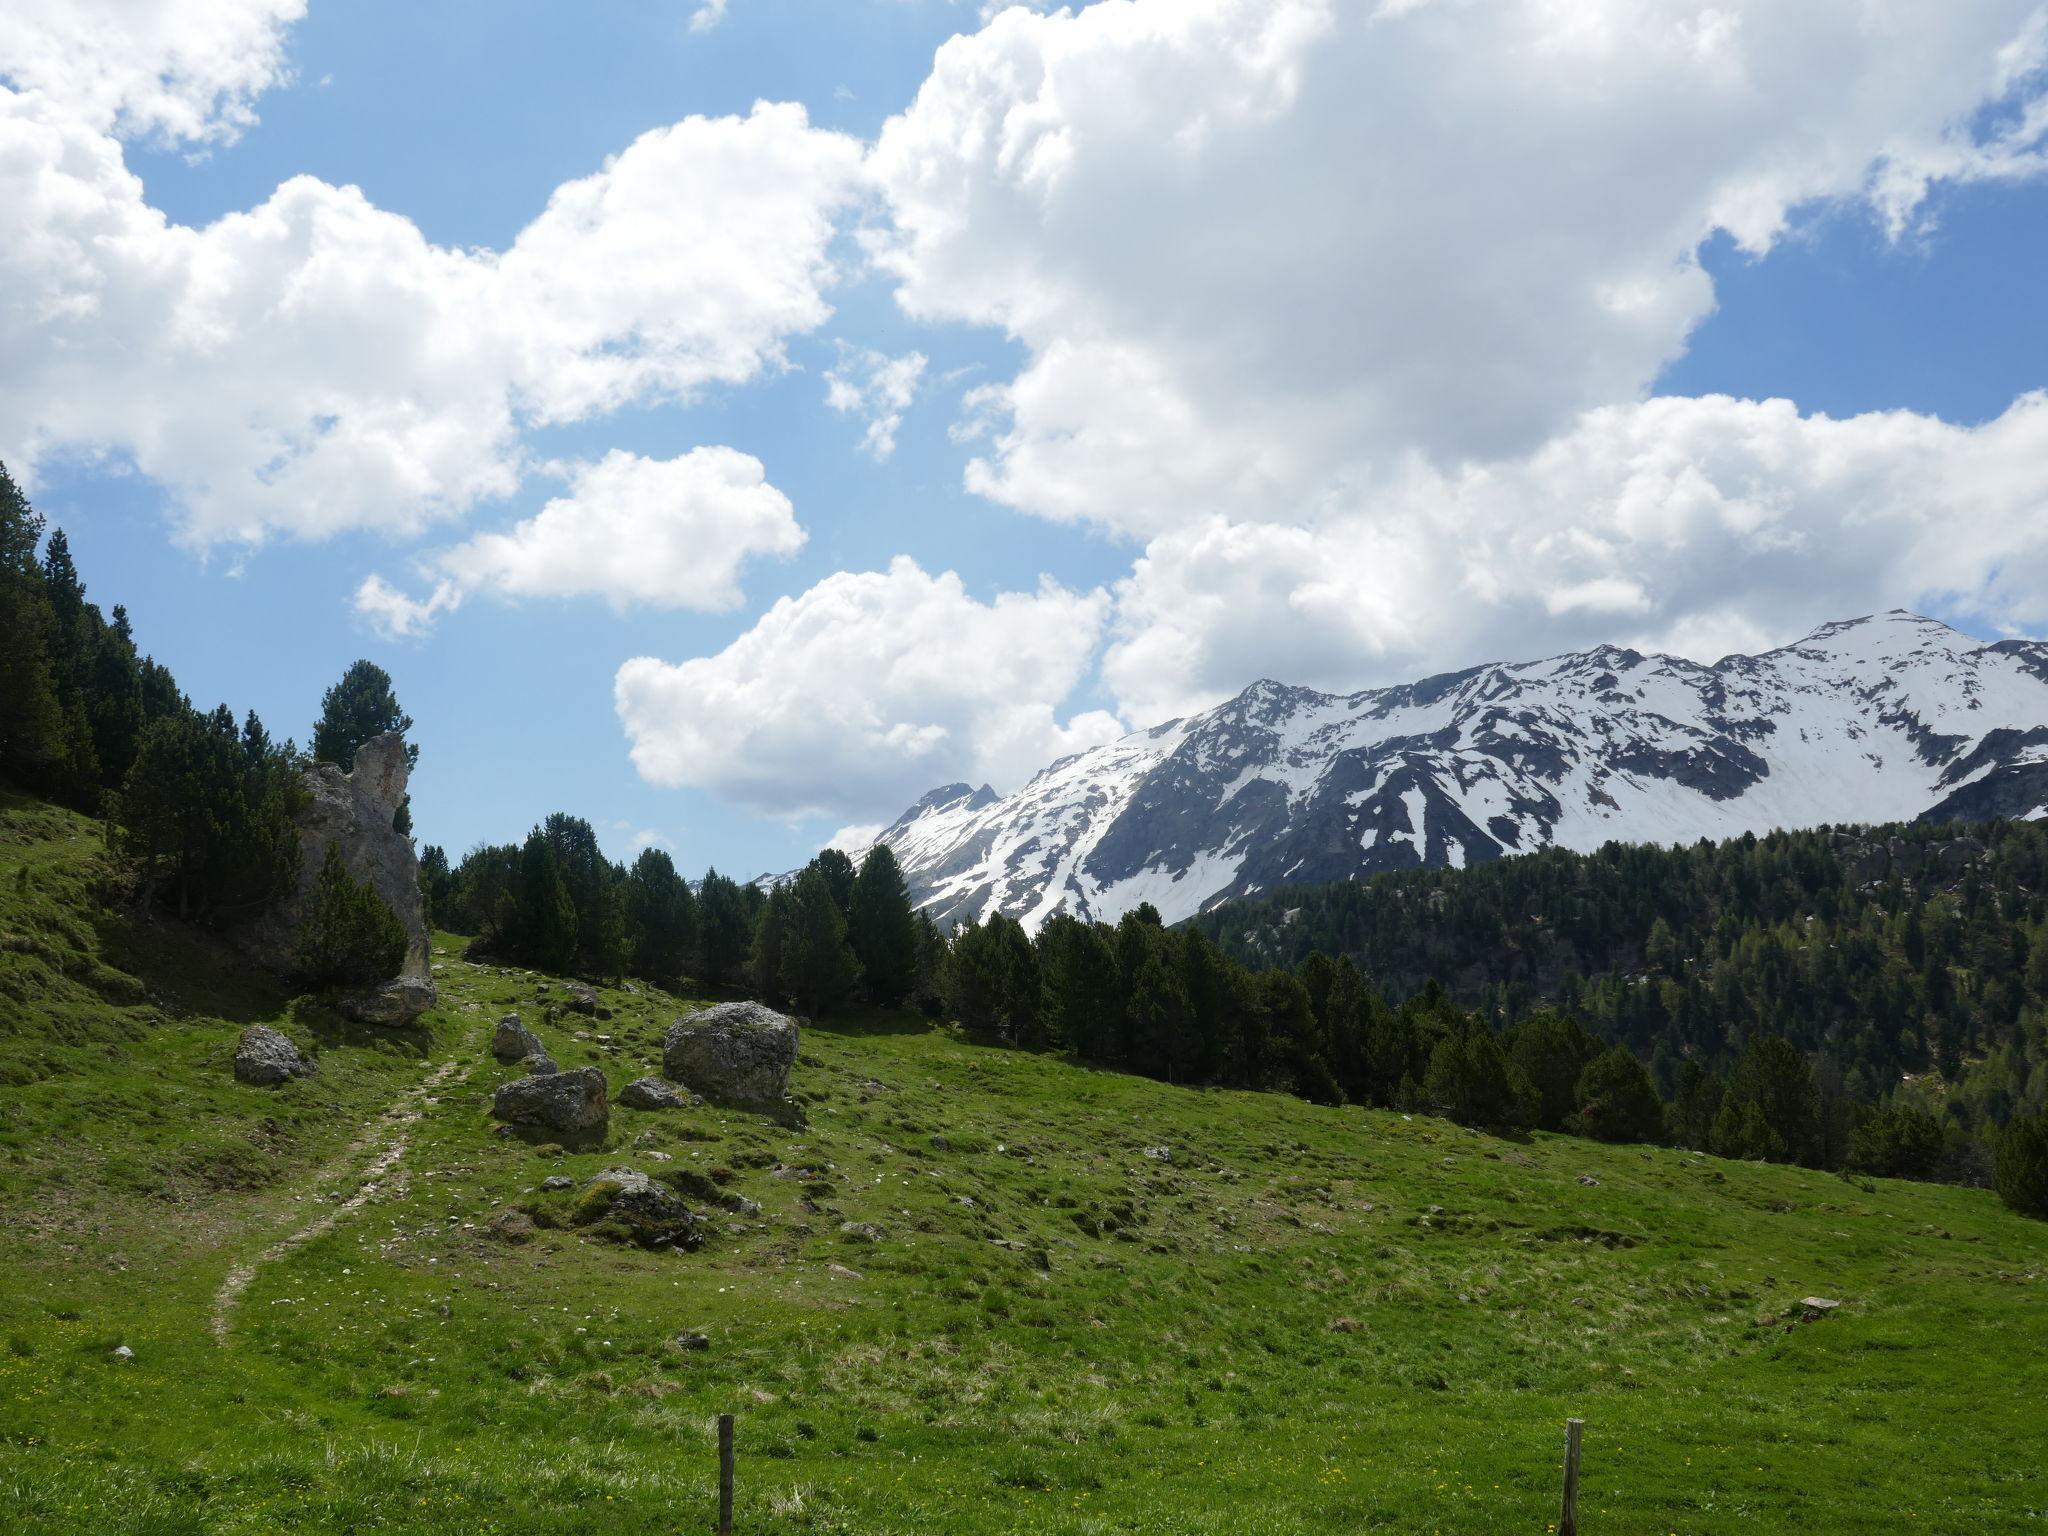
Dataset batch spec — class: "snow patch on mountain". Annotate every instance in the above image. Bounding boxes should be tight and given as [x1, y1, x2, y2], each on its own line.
[870, 612, 2048, 931]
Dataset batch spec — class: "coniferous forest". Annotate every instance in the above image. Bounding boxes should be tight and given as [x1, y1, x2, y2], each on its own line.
[1, 462, 412, 974]
[427, 806, 2048, 1216]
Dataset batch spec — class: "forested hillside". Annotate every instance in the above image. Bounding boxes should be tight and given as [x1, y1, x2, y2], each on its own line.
[1191, 821, 2048, 1161]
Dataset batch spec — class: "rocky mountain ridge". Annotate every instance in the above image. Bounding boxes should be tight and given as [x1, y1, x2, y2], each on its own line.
[873, 612, 2048, 931]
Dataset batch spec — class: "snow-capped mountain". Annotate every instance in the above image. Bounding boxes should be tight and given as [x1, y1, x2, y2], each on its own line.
[874, 612, 2048, 931]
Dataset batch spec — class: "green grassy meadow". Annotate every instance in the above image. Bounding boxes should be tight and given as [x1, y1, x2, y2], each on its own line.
[2, 791, 2045, 1534]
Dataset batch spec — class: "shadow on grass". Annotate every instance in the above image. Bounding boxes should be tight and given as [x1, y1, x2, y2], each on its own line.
[294, 997, 433, 1060]
[803, 1003, 939, 1040]
[97, 908, 291, 1028]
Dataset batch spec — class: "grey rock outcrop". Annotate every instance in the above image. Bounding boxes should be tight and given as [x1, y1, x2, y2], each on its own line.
[237, 733, 435, 1023]
[491, 1066, 608, 1138]
[233, 1025, 315, 1086]
[524, 1052, 561, 1075]
[493, 1014, 544, 1062]
[663, 1002, 799, 1104]
[578, 1167, 703, 1249]
[619, 1076, 691, 1111]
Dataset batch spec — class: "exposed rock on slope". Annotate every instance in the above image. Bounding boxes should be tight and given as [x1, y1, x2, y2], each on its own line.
[492, 1066, 609, 1138]
[664, 1002, 798, 1105]
[238, 732, 436, 1022]
[233, 1025, 315, 1086]
[874, 612, 2048, 931]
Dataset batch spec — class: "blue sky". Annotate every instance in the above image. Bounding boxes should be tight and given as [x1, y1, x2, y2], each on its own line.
[6, 0, 2048, 880]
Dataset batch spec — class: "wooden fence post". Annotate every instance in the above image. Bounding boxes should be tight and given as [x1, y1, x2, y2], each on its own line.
[718, 1413, 735, 1536]
[1559, 1417, 1584, 1536]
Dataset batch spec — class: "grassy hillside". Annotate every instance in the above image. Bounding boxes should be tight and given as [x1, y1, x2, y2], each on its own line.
[2, 792, 2045, 1535]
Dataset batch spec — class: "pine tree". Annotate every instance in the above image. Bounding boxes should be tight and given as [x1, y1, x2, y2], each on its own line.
[313, 659, 418, 833]
[1038, 913, 1120, 1057]
[780, 866, 861, 1017]
[113, 705, 302, 926]
[419, 844, 453, 930]
[911, 910, 947, 1015]
[1845, 1101, 1946, 1179]
[941, 917, 1010, 1034]
[508, 830, 577, 972]
[1505, 1008, 1600, 1132]
[298, 843, 408, 989]
[624, 848, 696, 985]
[1993, 1113, 2048, 1219]
[694, 869, 751, 984]
[1260, 969, 1342, 1103]
[847, 844, 918, 1007]
[1324, 955, 1374, 1101]
[750, 884, 793, 1002]
[0, 461, 62, 785]
[1571, 1045, 1665, 1143]
[1421, 1021, 1536, 1128]
[1127, 950, 1196, 1081]
[1715, 1034, 1821, 1165]
[813, 847, 858, 917]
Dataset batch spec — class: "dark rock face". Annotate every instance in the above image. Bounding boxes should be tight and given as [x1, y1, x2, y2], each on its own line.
[233, 1025, 314, 1086]
[491, 1066, 608, 1137]
[663, 1002, 799, 1104]
[236, 733, 435, 1022]
[877, 612, 2048, 930]
[619, 1076, 691, 1111]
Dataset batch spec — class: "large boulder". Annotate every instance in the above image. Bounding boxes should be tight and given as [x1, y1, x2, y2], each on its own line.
[491, 1066, 608, 1138]
[663, 1002, 799, 1104]
[236, 733, 436, 1023]
[233, 1025, 315, 1087]
[493, 1013, 544, 1062]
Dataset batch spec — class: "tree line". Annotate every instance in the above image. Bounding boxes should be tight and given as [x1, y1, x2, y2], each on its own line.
[1, 461, 413, 984]
[424, 827, 946, 1016]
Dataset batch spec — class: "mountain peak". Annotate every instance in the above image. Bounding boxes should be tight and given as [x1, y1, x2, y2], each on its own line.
[877, 615, 2048, 932]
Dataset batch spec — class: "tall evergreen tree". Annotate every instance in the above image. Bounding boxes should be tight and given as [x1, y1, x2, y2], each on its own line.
[1421, 1020, 1536, 1128]
[419, 844, 453, 931]
[113, 705, 302, 925]
[1260, 969, 1342, 1103]
[942, 916, 1012, 1035]
[847, 844, 918, 1006]
[1572, 1045, 1665, 1143]
[0, 462, 62, 785]
[1506, 1008, 1601, 1132]
[506, 830, 577, 972]
[813, 847, 858, 917]
[313, 659, 418, 833]
[695, 868, 752, 985]
[780, 865, 861, 1017]
[624, 847, 696, 985]
[1714, 1034, 1821, 1165]
[298, 843, 408, 989]
[749, 883, 793, 1003]
[1993, 1113, 2048, 1218]
[1038, 913, 1120, 1057]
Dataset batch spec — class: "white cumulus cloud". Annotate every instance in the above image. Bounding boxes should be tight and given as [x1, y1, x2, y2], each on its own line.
[1, 0, 304, 145]
[823, 346, 928, 461]
[1102, 391, 2048, 725]
[614, 556, 1122, 818]
[868, 0, 2048, 539]
[356, 448, 805, 637]
[1, 10, 865, 549]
